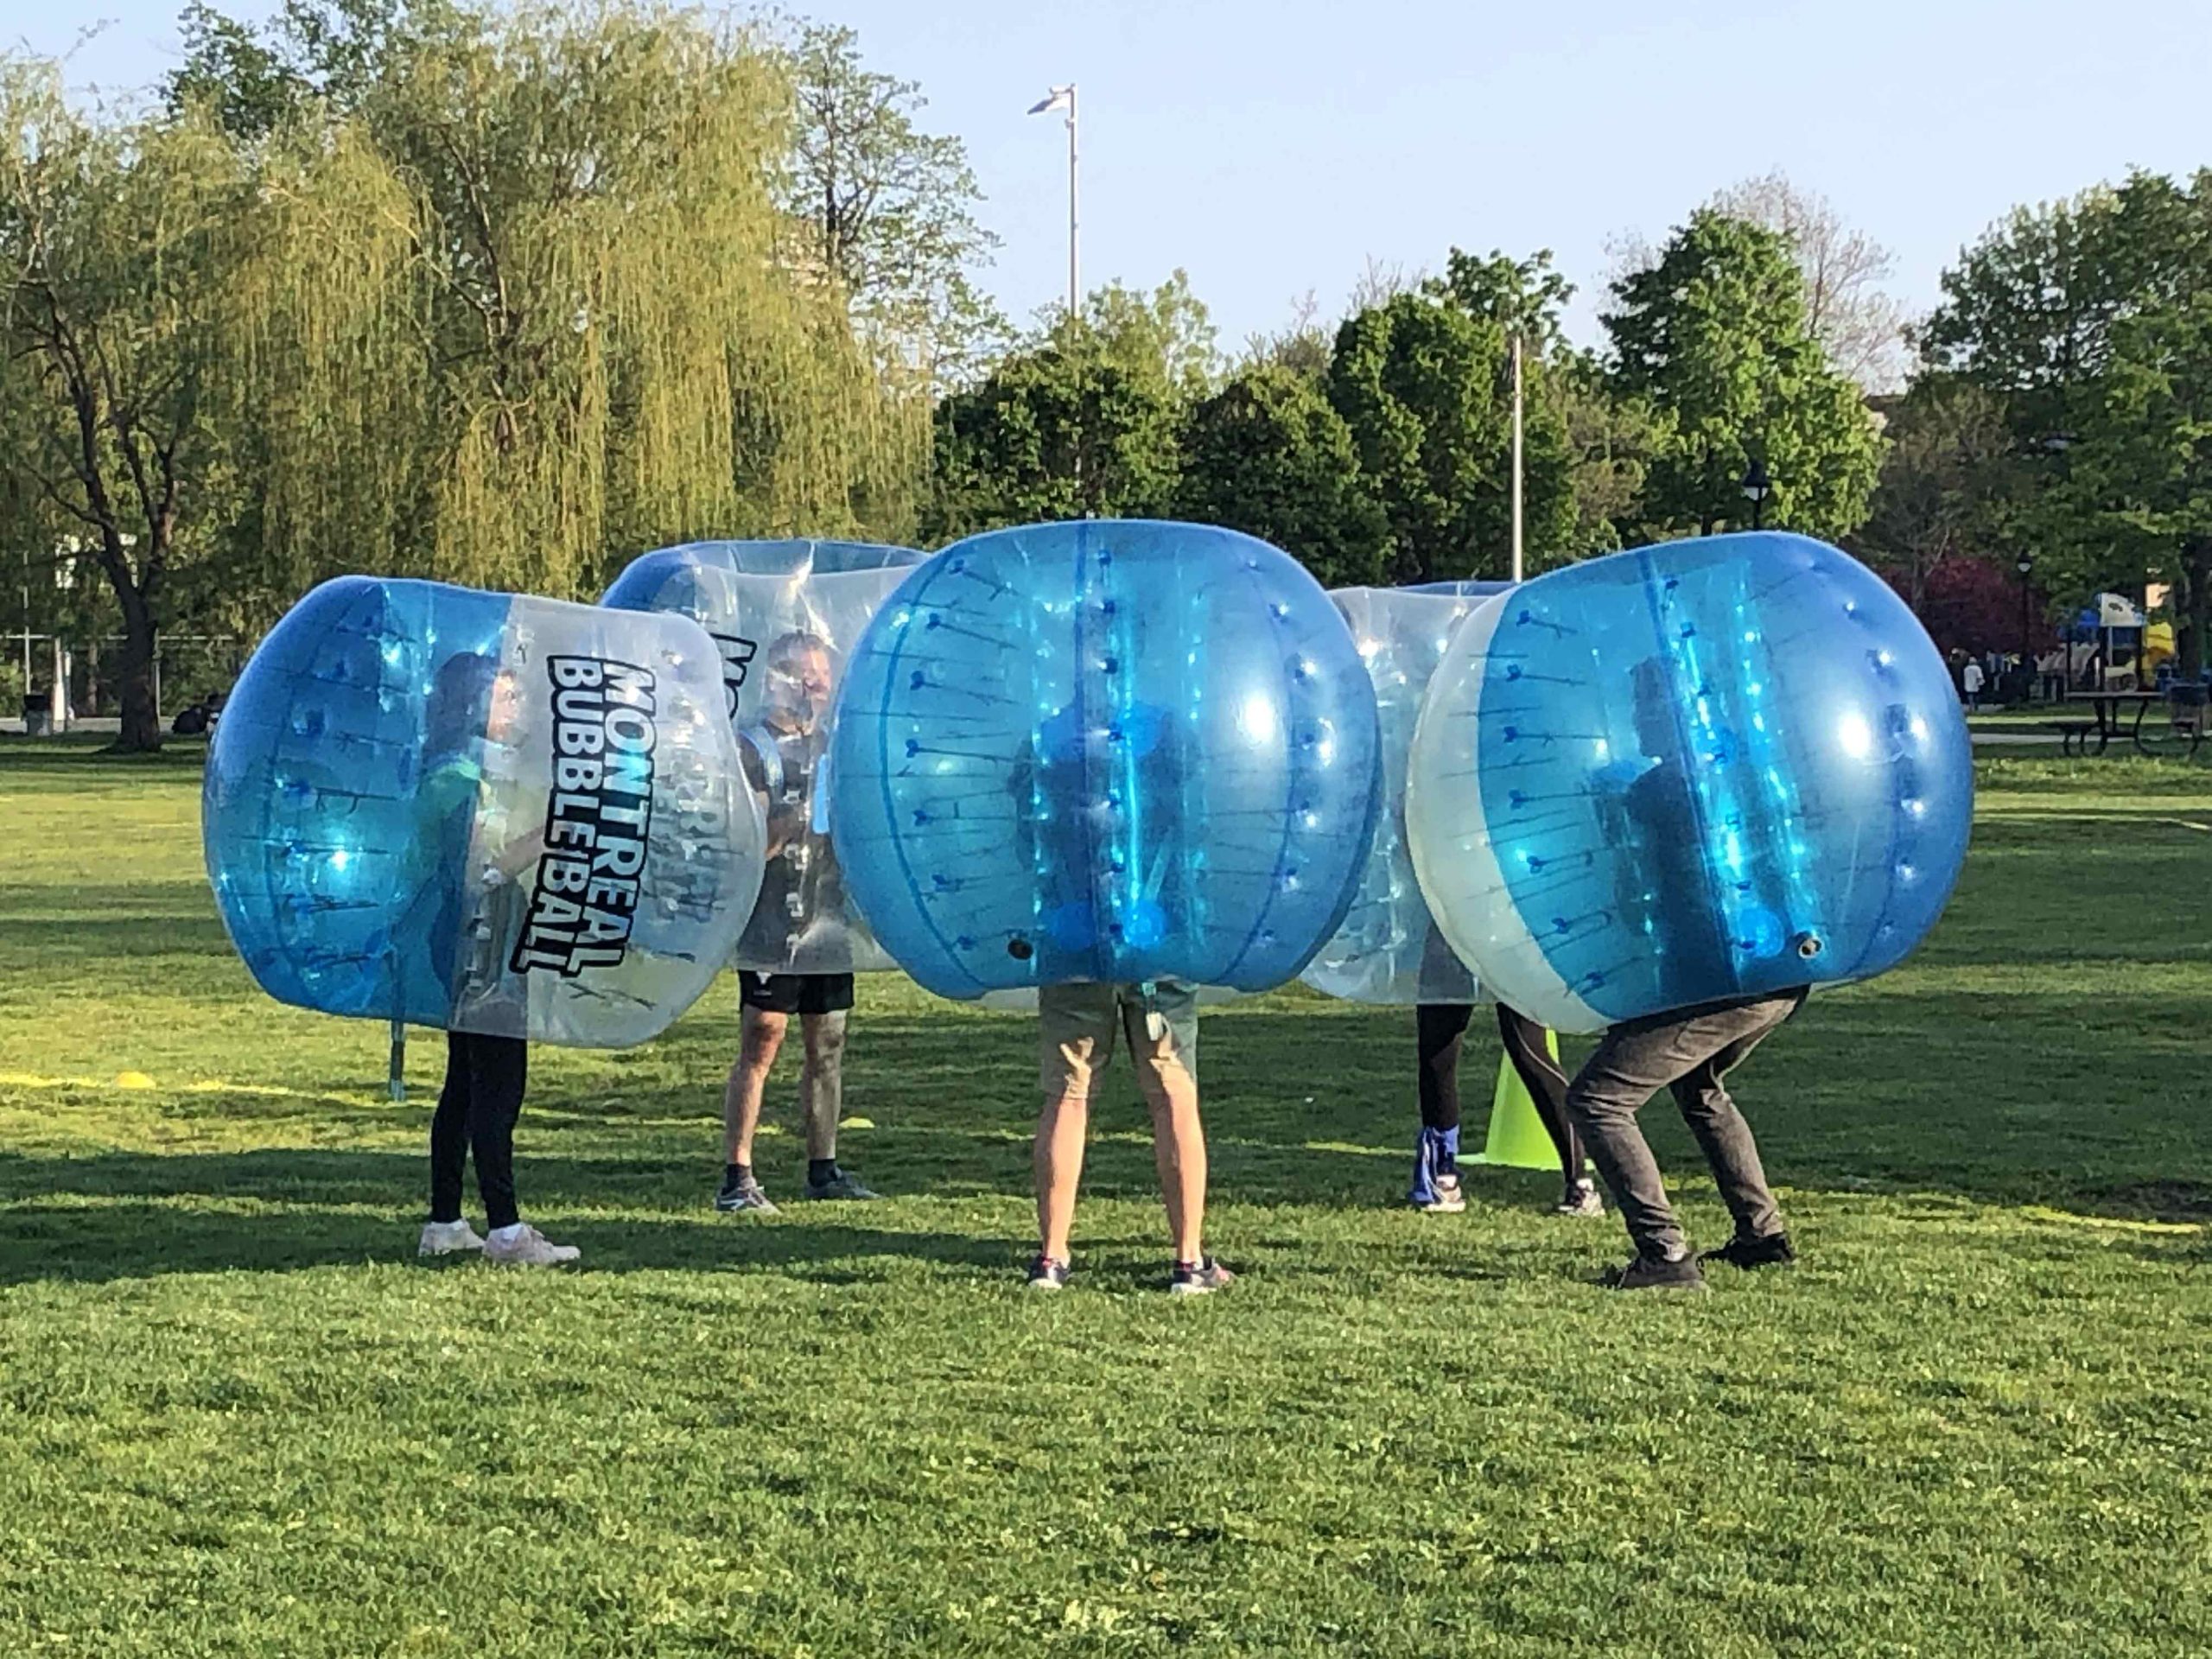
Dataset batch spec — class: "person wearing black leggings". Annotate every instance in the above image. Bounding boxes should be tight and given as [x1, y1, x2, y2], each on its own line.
[1411, 1001, 1602, 1217]
[422, 1030, 576, 1263]
[410, 652, 576, 1268]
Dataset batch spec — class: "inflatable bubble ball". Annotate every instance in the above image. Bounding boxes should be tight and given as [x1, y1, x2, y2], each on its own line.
[203, 576, 766, 1046]
[1302, 581, 1510, 1005]
[1406, 532, 1972, 1033]
[829, 519, 1383, 999]
[603, 537, 926, 974]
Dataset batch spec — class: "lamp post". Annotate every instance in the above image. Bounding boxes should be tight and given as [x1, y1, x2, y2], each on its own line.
[2016, 554, 2034, 696]
[1510, 330, 1524, 582]
[1740, 457, 1771, 531]
[1027, 85, 1078, 321]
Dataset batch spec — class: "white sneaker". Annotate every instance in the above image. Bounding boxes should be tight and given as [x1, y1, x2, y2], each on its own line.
[418, 1219, 486, 1257]
[483, 1223, 581, 1268]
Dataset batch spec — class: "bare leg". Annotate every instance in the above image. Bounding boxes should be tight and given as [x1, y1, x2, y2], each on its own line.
[1034, 1090, 1090, 1262]
[721, 1007, 788, 1166]
[799, 1010, 847, 1162]
[1141, 1062, 1206, 1263]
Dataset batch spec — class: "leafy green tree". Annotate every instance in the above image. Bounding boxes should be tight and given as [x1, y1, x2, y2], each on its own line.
[926, 333, 1182, 537]
[0, 60, 270, 750]
[162, 3, 926, 607]
[1605, 209, 1882, 541]
[1915, 169, 2212, 616]
[1324, 280, 1575, 582]
[167, 0, 459, 136]
[2069, 296, 2212, 672]
[925, 275, 1217, 537]
[1078, 271, 1220, 394]
[1174, 365, 1387, 585]
[778, 22, 1005, 390]
[1854, 377, 2017, 611]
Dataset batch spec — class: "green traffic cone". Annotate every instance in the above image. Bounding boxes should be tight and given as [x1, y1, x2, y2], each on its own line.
[1470, 1026, 1562, 1170]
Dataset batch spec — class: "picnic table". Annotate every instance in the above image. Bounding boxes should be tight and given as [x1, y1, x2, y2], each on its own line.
[2050, 690, 2206, 758]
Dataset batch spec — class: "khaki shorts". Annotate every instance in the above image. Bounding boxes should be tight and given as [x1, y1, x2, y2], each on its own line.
[1039, 981, 1198, 1102]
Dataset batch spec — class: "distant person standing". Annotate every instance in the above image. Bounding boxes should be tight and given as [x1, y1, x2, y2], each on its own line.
[1961, 658, 1986, 712]
[717, 631, 877, 1214]
[416, 652, 578, 1268]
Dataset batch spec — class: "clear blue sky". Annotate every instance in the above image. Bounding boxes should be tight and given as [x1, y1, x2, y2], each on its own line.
[26, 0, 2212, 352]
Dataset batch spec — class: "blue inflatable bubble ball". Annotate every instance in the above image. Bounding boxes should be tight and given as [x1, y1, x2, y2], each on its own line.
[204, 576, 766, 1046]
[1406, 532, 1972, 1033]
[829, 519, 1383, 998]
[603, 537, 928, 976]
[1302, 582, 1510, 1005]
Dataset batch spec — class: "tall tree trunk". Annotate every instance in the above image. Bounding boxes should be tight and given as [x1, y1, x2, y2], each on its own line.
[2181, 538, 2212, 681]
[110, 579, 162, 753]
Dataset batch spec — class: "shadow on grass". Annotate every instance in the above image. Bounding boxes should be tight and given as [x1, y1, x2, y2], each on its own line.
[0, 1147, 1019, 1286]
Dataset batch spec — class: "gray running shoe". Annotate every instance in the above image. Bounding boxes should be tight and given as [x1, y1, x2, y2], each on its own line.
[1026, 1254, 1071, 1292]
[1554, 1179, 1605, 1218]
[1168, 1255, 1236, 1296]
[715, 1172, 779, 1214]
[803, 1169, 880, 1202]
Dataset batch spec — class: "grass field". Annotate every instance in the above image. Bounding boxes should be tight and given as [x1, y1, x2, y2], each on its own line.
[3, 735, 2209, 1656]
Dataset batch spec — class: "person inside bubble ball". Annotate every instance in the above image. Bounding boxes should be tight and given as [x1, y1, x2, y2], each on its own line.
[1562, 656, 1804, 1292]
[1410, 987, 1600, 1220]
[1007, 694, 1231, 1296]
[414, 649, 579, 1268]
[716, 629, 878, 1214]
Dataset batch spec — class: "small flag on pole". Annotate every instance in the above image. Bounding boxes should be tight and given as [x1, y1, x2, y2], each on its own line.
[1028, 86, 1073, 115]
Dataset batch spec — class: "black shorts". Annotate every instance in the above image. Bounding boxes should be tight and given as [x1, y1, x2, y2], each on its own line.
[739, 972, 855, 1016]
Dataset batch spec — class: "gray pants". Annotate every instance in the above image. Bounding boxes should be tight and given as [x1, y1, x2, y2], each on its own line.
[1565, 990, 1807, 1259]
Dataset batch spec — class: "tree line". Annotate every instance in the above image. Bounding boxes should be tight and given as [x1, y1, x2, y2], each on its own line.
[5, 0, 2207, 750]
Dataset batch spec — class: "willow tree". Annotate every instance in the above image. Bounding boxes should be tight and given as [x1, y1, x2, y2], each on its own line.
[235, 3, 926, 601]
[0, 60, 282, 751]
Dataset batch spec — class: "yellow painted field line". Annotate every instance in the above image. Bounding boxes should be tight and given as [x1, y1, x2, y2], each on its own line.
[0, 1070, 375, 1108]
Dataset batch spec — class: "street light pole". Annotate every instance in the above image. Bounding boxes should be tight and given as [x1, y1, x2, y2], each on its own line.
[1510, 330, 1524, 583]
[1028, 85, 1079, 320]
[2016, 555, 2034, 690]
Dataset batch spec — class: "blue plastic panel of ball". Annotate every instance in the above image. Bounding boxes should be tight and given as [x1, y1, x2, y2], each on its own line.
[1406, 533, 1972, 1033]
[602, 537, 926, 974]
[829, 519, 1382, 998]
[1302, 582, 1509, 1005]
[204, 576, 766, 1045]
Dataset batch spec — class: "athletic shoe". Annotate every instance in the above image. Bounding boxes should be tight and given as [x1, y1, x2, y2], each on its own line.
[715, 1172, 779, 1215]
[1025, 1254, 1071, 1292]
[483, 1224, 581, 1268]
[1700, 1230, 1796, 1269]
[1554, 1179, 1605, 1218]
[803, 1168, 880, 1202]
[1168, 1256, 1236, 1296]
[1608, 1249, 1706, 1292]
[1417, 1172, 1466, 1214]
[417, 1219, 485, 1258]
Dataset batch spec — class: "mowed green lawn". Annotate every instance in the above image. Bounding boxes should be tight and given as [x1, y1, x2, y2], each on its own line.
[2, 738, 2209, 1657]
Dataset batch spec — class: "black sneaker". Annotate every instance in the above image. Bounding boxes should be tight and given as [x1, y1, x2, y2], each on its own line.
[1700, 1231, 1796, 1269]
[802, 1168, 880, 1202]
[1168, 1255, 1236, 1296]
[1609, 1249, 1707, 1292]
[1025, 1253, 1070, 1292]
